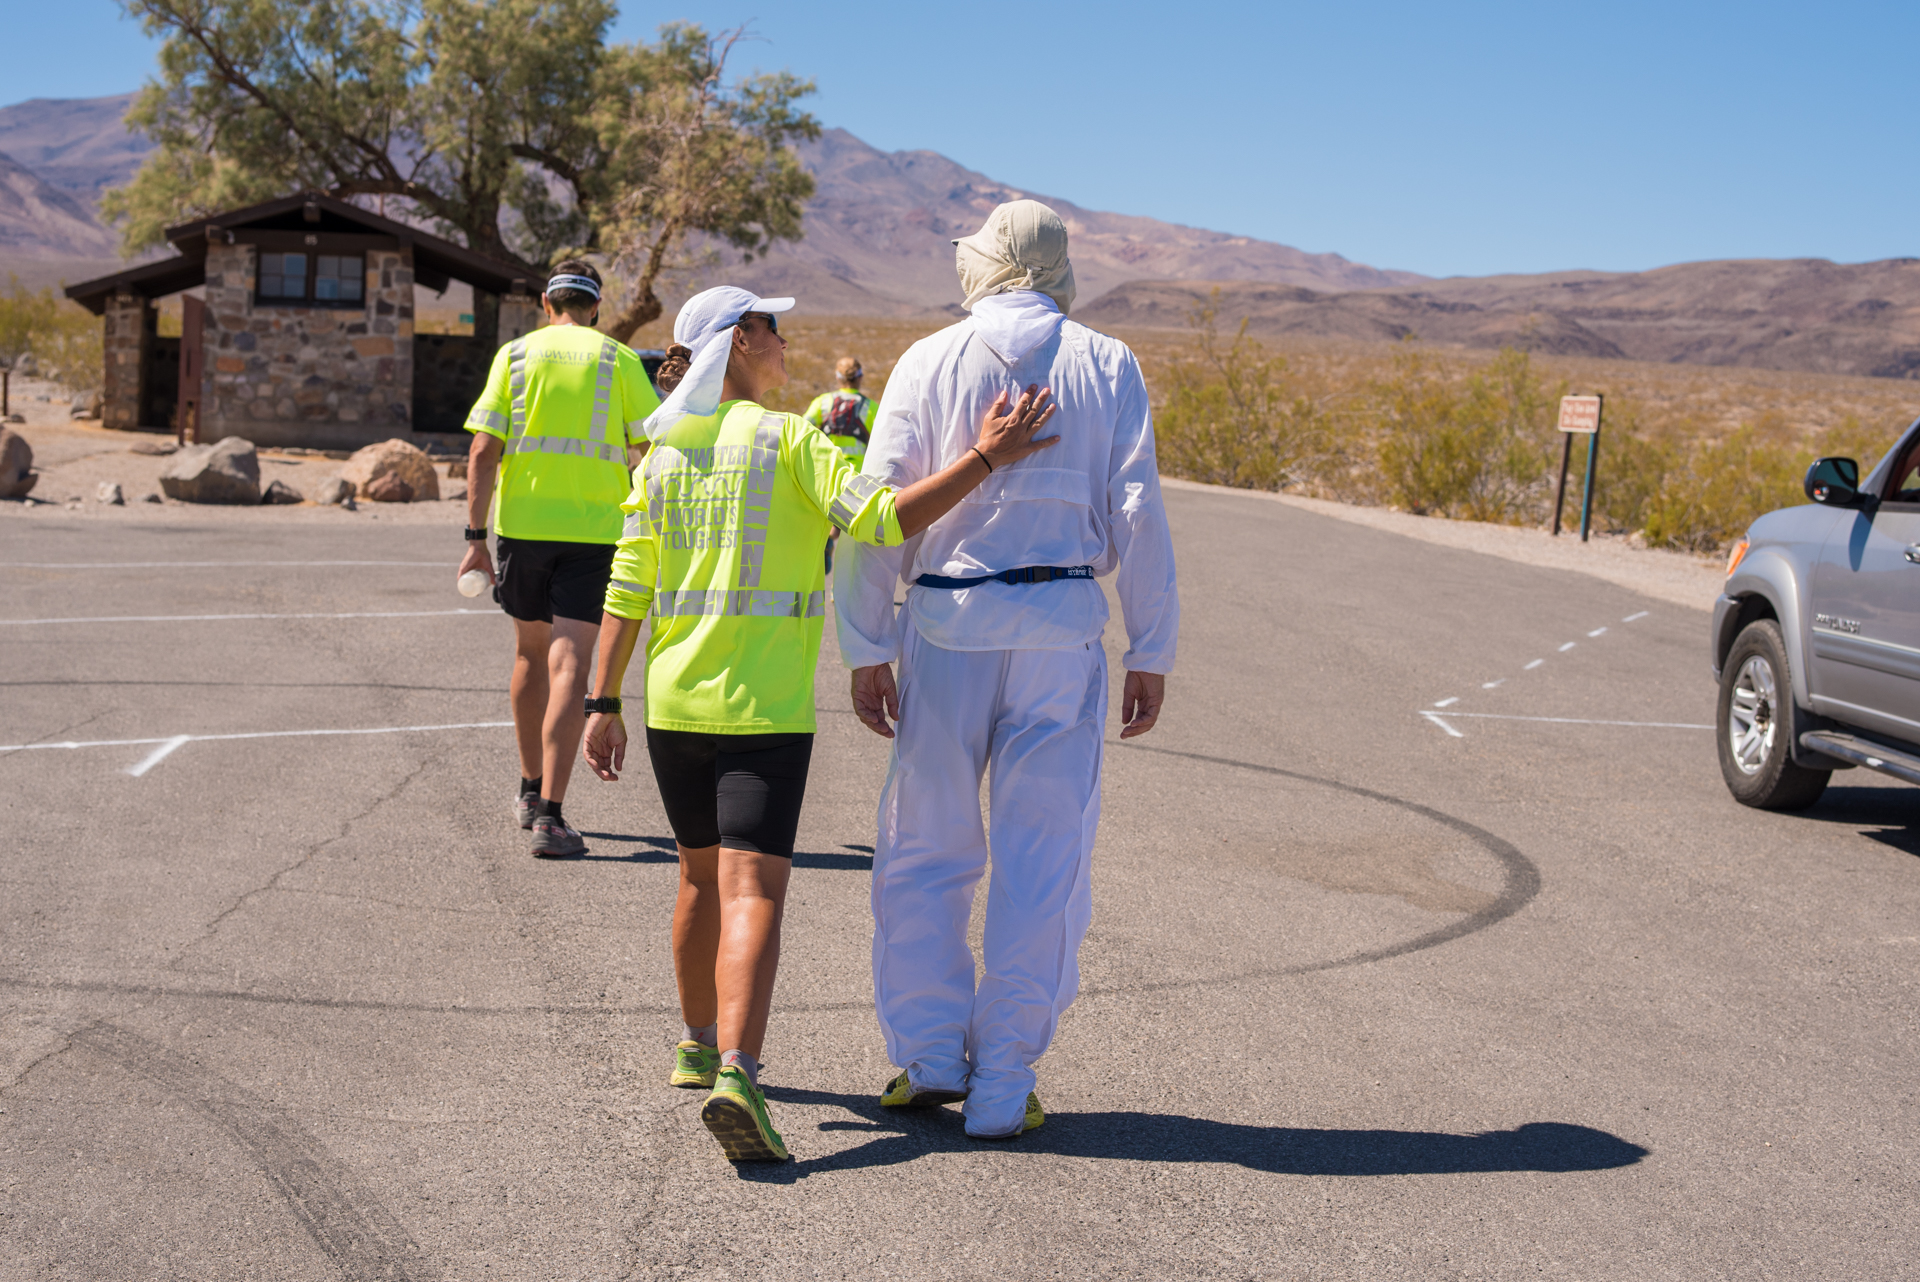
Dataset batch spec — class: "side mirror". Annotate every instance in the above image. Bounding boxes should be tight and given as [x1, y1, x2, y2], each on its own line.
[1806, 456, 1863, 507]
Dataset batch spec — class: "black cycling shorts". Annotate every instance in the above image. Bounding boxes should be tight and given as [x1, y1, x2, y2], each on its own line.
[494, 536, 615, 625]
[645, 728, 814, 857]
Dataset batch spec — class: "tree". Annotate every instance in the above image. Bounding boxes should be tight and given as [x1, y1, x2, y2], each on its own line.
[104, 1, 817, 339]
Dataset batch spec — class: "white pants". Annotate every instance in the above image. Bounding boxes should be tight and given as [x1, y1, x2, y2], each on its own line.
[871, 618, 1107, 1136]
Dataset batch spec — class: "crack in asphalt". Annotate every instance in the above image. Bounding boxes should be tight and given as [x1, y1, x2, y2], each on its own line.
[168, 755, 439, 970]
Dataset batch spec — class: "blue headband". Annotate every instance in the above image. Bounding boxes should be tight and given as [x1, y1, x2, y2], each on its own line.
[546, 273, 601, 301]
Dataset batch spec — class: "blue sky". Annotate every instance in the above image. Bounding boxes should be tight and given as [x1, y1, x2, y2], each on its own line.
[14, 0, 1918, 279]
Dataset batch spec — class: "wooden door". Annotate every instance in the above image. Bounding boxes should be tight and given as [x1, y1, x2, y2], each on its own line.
[176, 294, 204, 445]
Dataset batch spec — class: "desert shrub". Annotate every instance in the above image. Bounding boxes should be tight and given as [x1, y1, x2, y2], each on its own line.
[1154, 293, 1332, 490]
[1639, 424, 1809, 551]
[0, 276, 103, 393]
[1374, 345, 1564, 523]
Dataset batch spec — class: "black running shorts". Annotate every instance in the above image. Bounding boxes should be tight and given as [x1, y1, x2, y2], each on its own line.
[645, 728, 814, 857]
[493, 536, 616, 625]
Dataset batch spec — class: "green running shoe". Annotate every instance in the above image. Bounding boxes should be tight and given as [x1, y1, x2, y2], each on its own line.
[969, 1092, 1045, 1141]
[701, 1067, 789, 1162]
[670, 1040, 720, 1089]
[880, 1070, 967, 1108]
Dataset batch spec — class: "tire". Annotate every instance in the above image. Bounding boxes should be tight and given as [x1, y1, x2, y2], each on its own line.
[1716, 618, 1830, 810]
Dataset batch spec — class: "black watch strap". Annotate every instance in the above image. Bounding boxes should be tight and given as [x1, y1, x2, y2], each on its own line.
[584, 696, 622, 715]
[463, 526, 489, 541]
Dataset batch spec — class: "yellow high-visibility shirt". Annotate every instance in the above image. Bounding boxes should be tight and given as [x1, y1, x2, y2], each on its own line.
[802, 388, 876, 461]
[604, 400, 902, 734]
[464, 325, 660, 543]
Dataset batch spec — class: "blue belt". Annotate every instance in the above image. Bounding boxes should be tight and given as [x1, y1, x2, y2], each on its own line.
[915, 565, 1095, 589]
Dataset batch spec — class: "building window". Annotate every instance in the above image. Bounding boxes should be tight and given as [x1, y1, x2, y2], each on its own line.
[257, 252, 365, 306]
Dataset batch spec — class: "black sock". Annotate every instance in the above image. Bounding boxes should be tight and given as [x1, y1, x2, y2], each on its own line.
[535, 798, 563, 825]
[520, 776, 542, 798]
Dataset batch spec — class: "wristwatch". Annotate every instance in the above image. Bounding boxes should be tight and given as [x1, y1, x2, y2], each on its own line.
[584, 696, 622, 715]
[463, 526, 489, 541]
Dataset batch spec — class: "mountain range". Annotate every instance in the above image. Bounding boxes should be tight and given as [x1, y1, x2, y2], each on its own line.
[2, 93, 1916, 381]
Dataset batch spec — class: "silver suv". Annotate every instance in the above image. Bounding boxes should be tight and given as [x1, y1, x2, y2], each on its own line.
[1712, 418, 1920, 807]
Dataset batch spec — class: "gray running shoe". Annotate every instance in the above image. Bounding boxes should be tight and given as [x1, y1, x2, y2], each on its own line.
[530, 814, 586, 858]
[514, 790, 538, 830]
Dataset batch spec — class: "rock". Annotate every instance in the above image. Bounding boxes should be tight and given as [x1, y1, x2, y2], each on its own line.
[340, 438, 439, 502]
[442, 481, 468, 503]
[96, 481, 124, 505]
[68, 390, 102, 420]
[445, 459, 468, 479]
[262, 478, 304, 505]
[3, 413, 22, 424]
[141, 492, 162, 504]
[130, 439, 180, 456]
[0, 425, 35, 498]
[313, 475, 353, 505]
[366, 472, 414, 503]
[159, 437, 262, 504]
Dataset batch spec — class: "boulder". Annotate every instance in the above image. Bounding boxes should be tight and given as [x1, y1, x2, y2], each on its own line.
[366, 472, 414, 503]
[263, 478, 304, 505]
[341, 438, 439, 502]
[96, 481, 125, 505]
[0, 426, 35, 498]
[141, 492, 162, 504]
[68, 390, 101, 420]
[445, 459, 468, 479]
[313, 475, 353, 506]
[159, 437, 261, 505]
[130, 439, 180, 456]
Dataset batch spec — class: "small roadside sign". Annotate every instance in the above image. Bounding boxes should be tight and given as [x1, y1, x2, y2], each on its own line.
[1558, 395, 1603, 434]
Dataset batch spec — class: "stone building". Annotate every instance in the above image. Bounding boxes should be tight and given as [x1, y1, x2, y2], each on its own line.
[67, 194, 544, 449]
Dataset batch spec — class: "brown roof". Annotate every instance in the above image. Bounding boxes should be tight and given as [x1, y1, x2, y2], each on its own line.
[66, 192, 536, 314]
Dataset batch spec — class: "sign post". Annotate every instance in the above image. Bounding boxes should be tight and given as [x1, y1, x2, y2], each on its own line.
[1553, 394, 1603, 541]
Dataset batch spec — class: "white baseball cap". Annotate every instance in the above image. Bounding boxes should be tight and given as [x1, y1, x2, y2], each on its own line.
[643, 287, 798, 442]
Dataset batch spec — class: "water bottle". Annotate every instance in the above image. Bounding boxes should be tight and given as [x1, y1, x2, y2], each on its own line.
[457, 569, 490, 598]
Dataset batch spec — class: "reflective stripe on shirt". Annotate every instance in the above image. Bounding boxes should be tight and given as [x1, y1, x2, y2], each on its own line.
[736, 418, 781, 588]
[829, 473, 883, 531]
[504, 435, 626, 464]
[467, 407, 508, 433]
[506, 338, 530, 438]
[652, 588, 826, 618]
[589, 337, 617, 445]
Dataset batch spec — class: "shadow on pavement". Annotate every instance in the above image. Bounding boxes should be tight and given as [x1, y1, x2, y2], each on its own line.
[1791, 785, 1920, 857]
[740, 1088, 1648, 1183]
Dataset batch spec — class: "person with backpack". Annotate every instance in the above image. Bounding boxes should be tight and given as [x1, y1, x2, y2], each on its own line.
[803, 357, 877, 572]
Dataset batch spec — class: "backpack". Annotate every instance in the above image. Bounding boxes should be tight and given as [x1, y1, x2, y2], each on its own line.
[824, 392, 870, 443]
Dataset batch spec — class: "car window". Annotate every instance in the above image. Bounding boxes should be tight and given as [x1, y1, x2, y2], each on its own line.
[1885, 435, 1920, 503]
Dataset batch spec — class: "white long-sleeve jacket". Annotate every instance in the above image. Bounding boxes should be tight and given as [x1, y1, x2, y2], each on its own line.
[832, 307, 1179, 674]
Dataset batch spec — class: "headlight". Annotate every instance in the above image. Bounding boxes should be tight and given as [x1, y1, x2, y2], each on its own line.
[1726, 538, 1751, 577]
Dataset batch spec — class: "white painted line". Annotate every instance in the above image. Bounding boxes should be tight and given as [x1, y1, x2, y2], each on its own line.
[1482, 678, 1506, 688]
[1588, 627, 1608, 637]
[1558, 642, 1577, 652]
[1433, 697, 1460, 708]
[1524, 659, 1544, 670]
[1623, 611, 1649, 622]
[1419, 711, 1464, 738]
[9, 561, 447, 569]
[0, 609, 494, 627]
[1442, 712, 1711, 730]
[126, 735, 190, 777]
[0, 720, 514, 759]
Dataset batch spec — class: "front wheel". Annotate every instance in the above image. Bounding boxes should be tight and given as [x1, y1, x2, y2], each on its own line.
[1716, 619, 1829, 810]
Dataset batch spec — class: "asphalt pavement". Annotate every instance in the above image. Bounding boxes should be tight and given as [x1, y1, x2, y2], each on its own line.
[2, 487, 1915, 1280]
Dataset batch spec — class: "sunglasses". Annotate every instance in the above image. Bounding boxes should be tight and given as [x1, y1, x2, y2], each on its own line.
[737, 312, 780, 336]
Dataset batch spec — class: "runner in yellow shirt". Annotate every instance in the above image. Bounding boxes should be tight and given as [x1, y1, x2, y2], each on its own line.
[457, 260, 659, 858]
[802, 356, 877, 573]
[581, 286, 1058, 1161]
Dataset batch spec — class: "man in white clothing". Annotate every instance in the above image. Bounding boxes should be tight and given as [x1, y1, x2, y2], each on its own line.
[835, 199, 1180, 1140]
